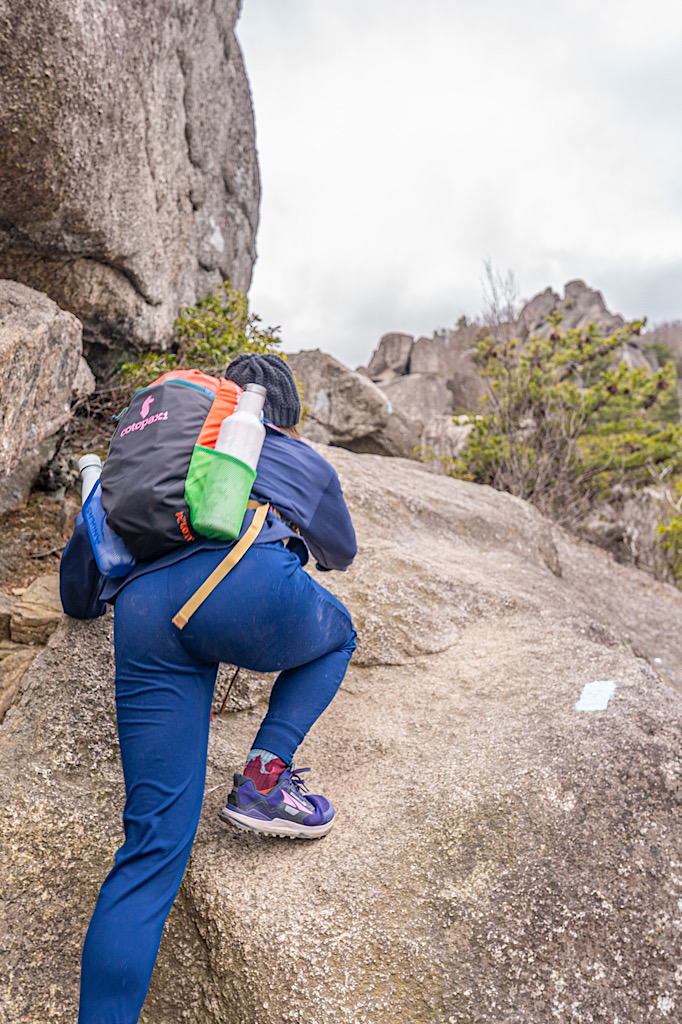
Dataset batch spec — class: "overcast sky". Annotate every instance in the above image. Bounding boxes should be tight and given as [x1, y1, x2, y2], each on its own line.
[236, 0, 682, 368]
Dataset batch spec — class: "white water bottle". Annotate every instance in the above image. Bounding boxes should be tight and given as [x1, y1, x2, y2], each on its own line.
[80, 453, 102, 503]
[215, 383, 267, 469]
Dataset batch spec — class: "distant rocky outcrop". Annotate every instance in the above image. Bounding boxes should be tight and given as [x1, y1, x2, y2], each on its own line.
[0, 0, 258, 360]
[361, 324, 484, 465]
[0, 281, 91, 513]
[518, 279, 627, 337]
[3, 447, 682, 1023]
[360, 281, 661, 466]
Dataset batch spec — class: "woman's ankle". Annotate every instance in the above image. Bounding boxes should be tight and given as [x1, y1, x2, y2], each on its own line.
[243, 748, 288, 792]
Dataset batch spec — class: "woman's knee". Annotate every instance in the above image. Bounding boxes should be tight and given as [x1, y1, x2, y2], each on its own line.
[342, 623, 357, 656]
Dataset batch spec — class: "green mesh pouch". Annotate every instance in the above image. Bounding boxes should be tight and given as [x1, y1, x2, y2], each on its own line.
[185, 445, 256, 540]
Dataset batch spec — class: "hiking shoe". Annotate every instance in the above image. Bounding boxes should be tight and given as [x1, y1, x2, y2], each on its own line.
[218, 767, 335, 839]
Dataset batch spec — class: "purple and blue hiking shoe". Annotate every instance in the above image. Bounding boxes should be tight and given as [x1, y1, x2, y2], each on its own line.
[218, 767, 335, 839]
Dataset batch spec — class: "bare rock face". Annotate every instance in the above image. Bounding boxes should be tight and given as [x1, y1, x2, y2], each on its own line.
[72, 357, 97, 401]
[0, 280, 82, 478]
[409, 333, 450, 374]
[516, 285, 557, 333]
[519, 280, 627, 338]
[365, 332, 414, 381]
[381, 372, 453, 430]
[0, 0, 259, 353]
[3, 449, 682, 1023]
[288, 349, 420, 458]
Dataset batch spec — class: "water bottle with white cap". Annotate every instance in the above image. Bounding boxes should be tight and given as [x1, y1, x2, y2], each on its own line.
[79, 454, 137, 577]
[214, 383, 267, 467]
[190, 383, 267, 538]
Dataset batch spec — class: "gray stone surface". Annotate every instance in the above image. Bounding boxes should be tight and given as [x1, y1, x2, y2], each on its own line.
[72, 356, 97, 401]
[289, 349, 420, 458]
[0, 0, 258, 351]
[445, 343, 488, 412]
[380, 372, 453, 429]
[2, 448, 682, 1022]
[409, 333, 450, 374]
[644, 321, 682, 355]
[0, 281, 82, 476]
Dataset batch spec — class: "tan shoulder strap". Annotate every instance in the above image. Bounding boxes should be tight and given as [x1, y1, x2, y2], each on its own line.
[171, 501, 269, 630]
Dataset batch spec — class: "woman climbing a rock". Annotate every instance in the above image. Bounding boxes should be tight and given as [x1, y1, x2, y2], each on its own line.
[60, 353, 357, 1024]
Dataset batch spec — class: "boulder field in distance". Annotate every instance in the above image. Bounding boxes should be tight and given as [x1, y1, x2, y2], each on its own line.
[1, 446, 681, 1023]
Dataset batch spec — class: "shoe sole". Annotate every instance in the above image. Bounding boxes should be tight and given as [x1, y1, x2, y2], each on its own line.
[218, 807, 335, 839]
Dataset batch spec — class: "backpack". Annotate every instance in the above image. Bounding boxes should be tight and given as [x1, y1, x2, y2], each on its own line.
[101, 368, 248, 561]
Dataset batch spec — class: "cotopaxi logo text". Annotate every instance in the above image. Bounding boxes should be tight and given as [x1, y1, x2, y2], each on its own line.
[120, 410, 169, 437]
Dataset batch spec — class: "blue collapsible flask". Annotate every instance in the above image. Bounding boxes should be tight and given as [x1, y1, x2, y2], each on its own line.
[79, 454, 137, 578]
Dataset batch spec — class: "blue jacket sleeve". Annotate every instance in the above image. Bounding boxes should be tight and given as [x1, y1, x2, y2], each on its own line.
[252, 432, 357, 572]
[303, 469, 357, 572]
[59, 514, 108, 619]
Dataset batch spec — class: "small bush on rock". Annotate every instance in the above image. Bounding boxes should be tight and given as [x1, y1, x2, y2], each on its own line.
[116, 281, 282, 396]
[657, 483, 682, 582]
[449, 315, 682, 572]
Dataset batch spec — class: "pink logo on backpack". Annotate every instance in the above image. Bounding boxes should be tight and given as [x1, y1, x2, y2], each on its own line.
[140, 395, 154, 419]
[120, 393, 169, 438]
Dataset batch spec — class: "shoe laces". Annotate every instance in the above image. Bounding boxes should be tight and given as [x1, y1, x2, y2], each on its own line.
[288, 766, 311, 795]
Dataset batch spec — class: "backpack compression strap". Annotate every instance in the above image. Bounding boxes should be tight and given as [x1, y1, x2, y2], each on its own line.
[171, 501, 270, 630]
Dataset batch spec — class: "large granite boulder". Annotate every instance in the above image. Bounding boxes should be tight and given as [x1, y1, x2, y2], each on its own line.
[0, 0, 258, 354]
[288, 349, 420, 458]
[365, 331, 414, 381]
[2, 447, 682, 1023]
[0, 281, 84, 510]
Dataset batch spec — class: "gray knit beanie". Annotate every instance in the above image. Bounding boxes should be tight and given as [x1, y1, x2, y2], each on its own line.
[224, 353, 301, 427]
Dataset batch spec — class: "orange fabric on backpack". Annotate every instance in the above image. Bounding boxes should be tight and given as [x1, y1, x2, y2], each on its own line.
[196, 378, 242, 449]
[146, 371, 243, 451]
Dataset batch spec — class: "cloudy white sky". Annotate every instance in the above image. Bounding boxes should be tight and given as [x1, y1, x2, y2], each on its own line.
[237, 0, 682, 369]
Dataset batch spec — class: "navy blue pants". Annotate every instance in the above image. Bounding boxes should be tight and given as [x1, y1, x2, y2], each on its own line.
[78, 544, 355, 1024]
